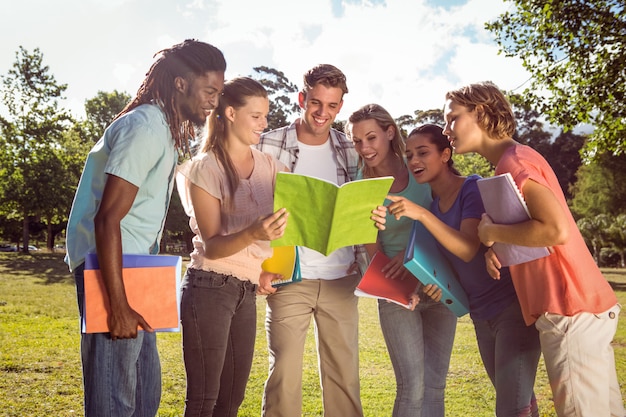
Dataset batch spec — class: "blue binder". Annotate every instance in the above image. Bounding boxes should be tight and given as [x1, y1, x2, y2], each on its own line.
[403, 222, 469, 317]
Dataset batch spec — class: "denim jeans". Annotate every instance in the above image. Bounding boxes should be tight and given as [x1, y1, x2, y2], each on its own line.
[378, 296, 457, 417]
[180, 268, 257, 417]
[74, 264, 162, 417]
[473, 300, 541, 417]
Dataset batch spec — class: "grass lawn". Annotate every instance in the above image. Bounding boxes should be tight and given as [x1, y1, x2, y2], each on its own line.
[1, 252, 625, 416]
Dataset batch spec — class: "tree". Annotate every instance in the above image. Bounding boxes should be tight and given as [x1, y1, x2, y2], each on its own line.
[607, 213, 626, 267]
[162, 187, 194, 254]
[577, 214, 611, 265]
[414, 109, 445, 127]
[545, 131, 585, 200]
[46, 122, 94, 247]
[83, 90, 131, 142]
[252, 66, 299, 130]
[0, 46, 72, 252]
[486, 0, 626, 156]
[570, 152, 626, 218]
[453, 153, 495, 178]
[509, 93, 584, 199]
[395, 114, 416, 138]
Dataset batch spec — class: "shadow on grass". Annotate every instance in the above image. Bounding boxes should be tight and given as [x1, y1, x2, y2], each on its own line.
[0, 252, 73, 285]
[603, 268, 626, 292]
[0, 252, 189, 286]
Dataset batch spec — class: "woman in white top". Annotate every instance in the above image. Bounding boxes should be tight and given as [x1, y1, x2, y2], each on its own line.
[176, 77, 288, 417]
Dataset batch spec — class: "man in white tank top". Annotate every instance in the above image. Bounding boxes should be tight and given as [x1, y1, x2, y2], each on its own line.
[256, 64, 367, 417]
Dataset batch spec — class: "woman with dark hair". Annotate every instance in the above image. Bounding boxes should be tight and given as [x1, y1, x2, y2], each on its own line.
[176, 77, 288, 417]
[387, 124, 542, 417]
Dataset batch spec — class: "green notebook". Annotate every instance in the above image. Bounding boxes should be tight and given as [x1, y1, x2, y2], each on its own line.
[271, 172, 393, 255]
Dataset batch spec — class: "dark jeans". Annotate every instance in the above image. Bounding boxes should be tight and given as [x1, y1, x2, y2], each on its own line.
[180, 268, 257, 417]
[473, 300, 542, 417]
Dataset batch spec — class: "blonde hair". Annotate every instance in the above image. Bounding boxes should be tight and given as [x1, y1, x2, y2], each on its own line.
[445, 81, 516, 140]
[346, 103, 405, 179]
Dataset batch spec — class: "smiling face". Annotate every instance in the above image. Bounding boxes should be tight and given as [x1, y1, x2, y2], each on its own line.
[350, 119, 395, 170]
[176, 70, 225, 127]
[227, 95, 269, 146]
[442, 99, 482, 154]
[405, 133, 451, 184]
[297, 83, 344, 142]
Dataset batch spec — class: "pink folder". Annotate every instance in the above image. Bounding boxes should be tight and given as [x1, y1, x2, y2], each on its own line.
[355, 252, 419, 309]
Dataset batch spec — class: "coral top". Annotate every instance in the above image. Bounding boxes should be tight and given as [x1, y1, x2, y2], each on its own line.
[496, 145, 617, 325]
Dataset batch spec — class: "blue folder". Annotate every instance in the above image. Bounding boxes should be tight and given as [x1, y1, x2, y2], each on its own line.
[403, 222, 469, 317]
[84, 253, 182, 270]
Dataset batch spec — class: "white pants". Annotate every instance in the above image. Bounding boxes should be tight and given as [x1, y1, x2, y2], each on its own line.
[535, 304, 625, 417]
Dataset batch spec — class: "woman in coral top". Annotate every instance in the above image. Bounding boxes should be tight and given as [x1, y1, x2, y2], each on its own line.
[443, 81, 624, 417]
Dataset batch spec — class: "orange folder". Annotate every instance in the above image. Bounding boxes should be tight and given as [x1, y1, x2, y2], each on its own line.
[82, 254, 182, 334]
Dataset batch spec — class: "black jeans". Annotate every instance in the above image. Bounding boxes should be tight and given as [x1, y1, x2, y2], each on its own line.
[180, 268, 257, 417]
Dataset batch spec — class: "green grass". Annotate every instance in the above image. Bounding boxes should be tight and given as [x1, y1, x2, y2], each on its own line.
[1, 252, 625, 416]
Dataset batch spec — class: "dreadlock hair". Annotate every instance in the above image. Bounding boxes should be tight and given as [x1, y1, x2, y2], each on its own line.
[345, 103, 406, 179]
[115, 39, 226, 153]
[408, 124, 461, 175]
[201, 77, 268, 207]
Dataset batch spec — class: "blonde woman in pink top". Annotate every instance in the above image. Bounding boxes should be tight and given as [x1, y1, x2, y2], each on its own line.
[176, 77, 288, 417]
[443, 81, 624, 417]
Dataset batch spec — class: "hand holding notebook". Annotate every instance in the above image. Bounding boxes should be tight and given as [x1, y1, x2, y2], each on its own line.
[476, 173, 550, 266]
[355, 252, 419, 309]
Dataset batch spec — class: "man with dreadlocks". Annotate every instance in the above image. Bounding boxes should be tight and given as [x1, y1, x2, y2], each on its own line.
[65, 39, 226, 417]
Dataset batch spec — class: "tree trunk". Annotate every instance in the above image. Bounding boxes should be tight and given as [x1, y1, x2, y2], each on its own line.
[593, 245, 601, 266]
[22, 214, 29, 253]
[47, 220, 54, 251]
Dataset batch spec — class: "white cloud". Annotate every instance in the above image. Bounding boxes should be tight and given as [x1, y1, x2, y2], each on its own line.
[0, 0, 532, 122]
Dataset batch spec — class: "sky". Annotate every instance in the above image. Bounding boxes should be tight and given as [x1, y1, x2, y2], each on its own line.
[0, 0, 531, 123]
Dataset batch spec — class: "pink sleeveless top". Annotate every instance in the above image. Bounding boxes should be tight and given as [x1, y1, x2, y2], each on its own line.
[177, 148, 285, 284]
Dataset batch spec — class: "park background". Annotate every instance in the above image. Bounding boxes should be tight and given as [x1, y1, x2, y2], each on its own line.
[1, 253, 626, 416]
[1, 0, 626, 415]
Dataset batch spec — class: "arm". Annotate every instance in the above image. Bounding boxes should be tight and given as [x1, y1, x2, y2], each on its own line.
[478, 179, 570, 248]
[94, 174, 152, 340]
[387, 195, 481, 262]
[190, 183, 288, 259]
[364, 242, 380, 259]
